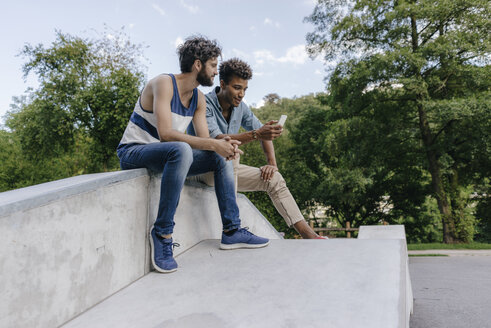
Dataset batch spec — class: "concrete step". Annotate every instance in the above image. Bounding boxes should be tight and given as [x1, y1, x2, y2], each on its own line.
[63, 239, 409, 328]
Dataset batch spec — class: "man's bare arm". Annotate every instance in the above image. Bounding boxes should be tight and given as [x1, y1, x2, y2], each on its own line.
[259, 140, 278, 180]
[152, 77, 240, 158]
[261, 140, 277, 167]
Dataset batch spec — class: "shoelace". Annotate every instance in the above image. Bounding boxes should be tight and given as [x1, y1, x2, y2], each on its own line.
[239, 227, 253, 235]
[163, 242, 180, 257]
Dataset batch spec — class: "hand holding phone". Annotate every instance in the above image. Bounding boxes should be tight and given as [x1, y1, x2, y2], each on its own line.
[278, 115, 287, 126]
[258, 118, 285, 140]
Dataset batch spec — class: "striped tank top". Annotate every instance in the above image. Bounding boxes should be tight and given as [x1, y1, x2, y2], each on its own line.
[118, 74, 198, 148]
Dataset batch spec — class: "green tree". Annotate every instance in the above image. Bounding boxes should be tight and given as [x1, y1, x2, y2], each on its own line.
[287, 95, 406, 229]
[0, 128, 93, 191]
[6, 28, 146, 173]
[305, 0, 490, 243]
[262, 93, 281, 105]
[474, 179, 491, 242]
[0, 130, 25, 191]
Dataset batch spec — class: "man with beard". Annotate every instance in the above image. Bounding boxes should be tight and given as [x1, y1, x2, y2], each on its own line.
[188, 58, 326, 239]
[117, 37, 270, 274]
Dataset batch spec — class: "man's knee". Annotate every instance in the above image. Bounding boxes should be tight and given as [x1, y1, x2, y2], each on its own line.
[271, 170, 285, 183]
[266, 171, 287, 193]
[170, 142, 193, 166]
[210, 151, 227, 170]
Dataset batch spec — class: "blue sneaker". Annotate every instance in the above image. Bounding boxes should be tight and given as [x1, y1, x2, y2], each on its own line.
[220, 227, 270, 250]
[149, 227, 179, 273]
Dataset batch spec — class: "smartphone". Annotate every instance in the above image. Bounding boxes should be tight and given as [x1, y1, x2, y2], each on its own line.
[278, 115, 287, 126]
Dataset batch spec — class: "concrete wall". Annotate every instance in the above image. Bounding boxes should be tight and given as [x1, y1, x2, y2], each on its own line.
[358, 225, 414, 328]
[0, 170, 281, 328]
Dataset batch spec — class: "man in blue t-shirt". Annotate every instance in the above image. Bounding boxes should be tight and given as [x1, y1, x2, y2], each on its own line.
[188, 58, 325, 239]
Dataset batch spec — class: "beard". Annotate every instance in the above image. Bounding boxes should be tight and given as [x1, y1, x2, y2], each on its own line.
[196, 67, 214, 87]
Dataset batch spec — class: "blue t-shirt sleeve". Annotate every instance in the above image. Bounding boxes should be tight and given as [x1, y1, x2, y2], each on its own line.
[206, 103, 223, 139]
[241, 104, 263, 132]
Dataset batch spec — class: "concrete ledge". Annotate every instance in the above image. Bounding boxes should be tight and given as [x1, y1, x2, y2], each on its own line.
[0, 170, 280, 328]
[359, 225, 413, 327]
[1, 172, 410, 328]
[0, 169, 148, 217]
[1, 172, 150, 328]
[358, 225, 407, 240]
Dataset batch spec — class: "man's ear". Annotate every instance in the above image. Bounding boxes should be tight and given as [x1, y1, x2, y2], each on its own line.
[193, 59, 202, 72]
[220, 79, 225, 89]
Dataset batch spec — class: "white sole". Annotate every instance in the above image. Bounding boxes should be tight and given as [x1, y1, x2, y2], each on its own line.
[149, 229, 177, 273]
[220, 241, 270, 250]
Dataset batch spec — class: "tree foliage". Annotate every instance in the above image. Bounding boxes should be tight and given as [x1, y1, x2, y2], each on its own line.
[262, 93, 281, 105]
[1, 28, 146, 190]
[305, 0, 491, 242]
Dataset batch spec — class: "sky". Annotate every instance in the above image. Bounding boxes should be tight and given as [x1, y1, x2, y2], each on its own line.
[0, 0, 329, 125]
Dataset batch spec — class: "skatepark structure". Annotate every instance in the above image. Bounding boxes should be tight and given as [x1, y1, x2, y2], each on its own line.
[0, 169, 413, 327]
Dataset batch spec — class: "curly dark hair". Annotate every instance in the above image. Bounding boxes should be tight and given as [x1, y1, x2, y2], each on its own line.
[219, 58, 253, 84]
[177, 35, 222, 73]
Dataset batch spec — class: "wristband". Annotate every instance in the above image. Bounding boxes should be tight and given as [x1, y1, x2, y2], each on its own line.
[252, 130, 257, 140]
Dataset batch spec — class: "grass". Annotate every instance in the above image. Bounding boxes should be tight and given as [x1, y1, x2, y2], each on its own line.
[408, 254, 449, 257]
[407, 242, 491, 250]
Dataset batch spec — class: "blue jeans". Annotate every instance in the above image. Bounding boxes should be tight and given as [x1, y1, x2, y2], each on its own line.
[117, 142, 241, 236]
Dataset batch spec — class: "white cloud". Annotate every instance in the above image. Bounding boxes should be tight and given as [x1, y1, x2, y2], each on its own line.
[253, 50, 276, 65]
[249, 25, 256, 31]
[152, 3, 166, 16]
[315, 69, 322, 75]
[180, 0, 199, 13]
[256, 99, 265, 108]
[254, 71, 265, 77]
[106, 33, 115, 40]
[129, 23, 135, 29]
[174, 36, 184, 48]
[230, 48, 250, 60]
[253, 45, 308, 65]
[277, 45, 308, 64]
[263, 17, 280, 28]
[303, 0, 318, 6]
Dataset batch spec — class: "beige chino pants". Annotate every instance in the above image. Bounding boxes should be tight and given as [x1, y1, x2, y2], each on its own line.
[193, 157, 305, 227]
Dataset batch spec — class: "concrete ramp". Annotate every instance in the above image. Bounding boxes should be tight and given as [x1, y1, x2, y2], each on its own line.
[63, 239, 408, 328]
[1, 169, 411, 328]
